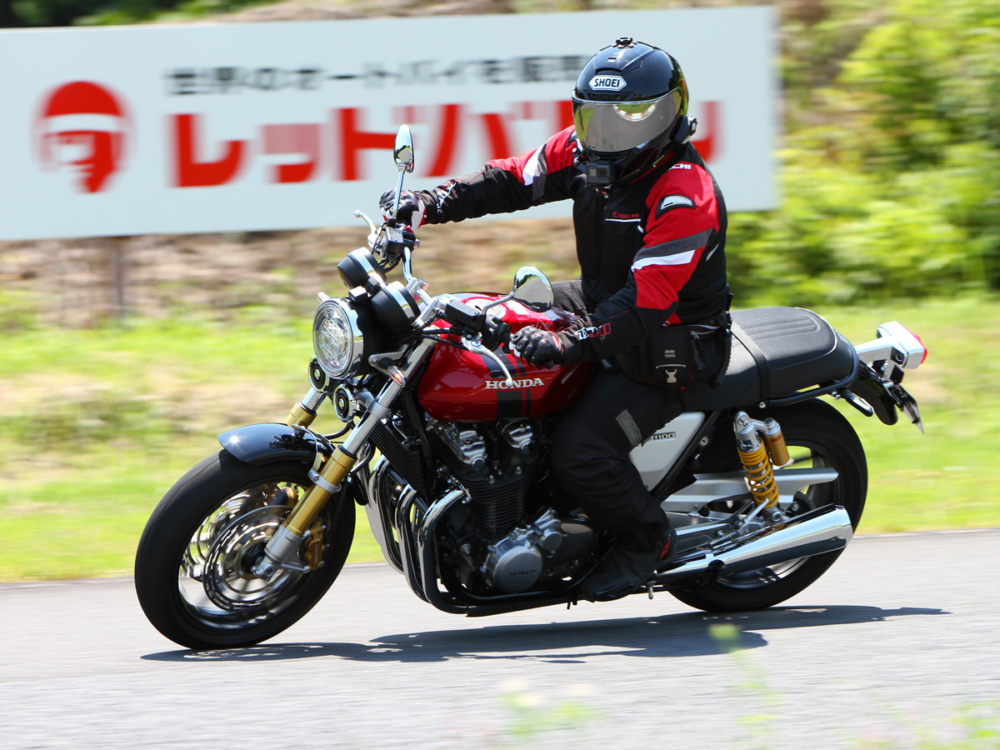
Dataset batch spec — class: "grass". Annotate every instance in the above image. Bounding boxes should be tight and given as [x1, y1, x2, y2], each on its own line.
[0, 313, 385, 580]
[817, 296, 1000, 532]
[0, 296, 997, 581]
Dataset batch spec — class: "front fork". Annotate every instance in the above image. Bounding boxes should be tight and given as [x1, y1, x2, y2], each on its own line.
[250, 384, 393, 578]
[252, 341, 433, 579]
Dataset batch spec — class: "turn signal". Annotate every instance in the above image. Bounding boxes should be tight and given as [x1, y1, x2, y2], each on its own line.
[387, 366, 407, 386]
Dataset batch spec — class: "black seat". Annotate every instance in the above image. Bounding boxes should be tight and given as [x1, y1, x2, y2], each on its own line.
[690, 307, 856, 410]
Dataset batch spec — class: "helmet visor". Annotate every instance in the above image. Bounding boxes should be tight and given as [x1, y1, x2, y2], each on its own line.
[572, 89, 683, 155]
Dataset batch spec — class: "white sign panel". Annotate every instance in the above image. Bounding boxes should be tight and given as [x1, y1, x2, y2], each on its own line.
[0, 8, 777, 241]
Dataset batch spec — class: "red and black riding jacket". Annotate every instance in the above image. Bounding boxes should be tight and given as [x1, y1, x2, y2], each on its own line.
[417, 126, 729, 365]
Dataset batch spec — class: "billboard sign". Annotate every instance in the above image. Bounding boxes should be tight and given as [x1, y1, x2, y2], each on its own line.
[0, 8, 777, 240]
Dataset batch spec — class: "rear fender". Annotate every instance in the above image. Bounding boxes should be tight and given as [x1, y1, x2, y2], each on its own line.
[847, 365, 900, 426]
[218, 423, 331, 466]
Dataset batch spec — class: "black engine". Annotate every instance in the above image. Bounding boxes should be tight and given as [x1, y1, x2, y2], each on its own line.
[428, 419, 597, 594]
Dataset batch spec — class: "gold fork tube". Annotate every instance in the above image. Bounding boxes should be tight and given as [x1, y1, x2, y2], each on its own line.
[283, 447, 356, 537]
[286, 386, 328, 429]
[286, 402, 318, 428]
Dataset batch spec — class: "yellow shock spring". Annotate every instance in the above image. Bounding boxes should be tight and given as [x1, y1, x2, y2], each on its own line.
[738, 441, 780, 508]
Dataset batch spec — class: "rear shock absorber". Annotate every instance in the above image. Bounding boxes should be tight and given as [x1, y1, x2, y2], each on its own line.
[733, 411, 790, 508]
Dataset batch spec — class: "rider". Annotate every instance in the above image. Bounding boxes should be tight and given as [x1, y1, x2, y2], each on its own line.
[382, 38, 731, 602]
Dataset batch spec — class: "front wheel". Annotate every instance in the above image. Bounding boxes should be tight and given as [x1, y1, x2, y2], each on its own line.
[135, 450, 355, 650]
[671, 399, 867, 613]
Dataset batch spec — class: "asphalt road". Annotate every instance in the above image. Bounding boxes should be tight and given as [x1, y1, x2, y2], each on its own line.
[1, 529, 998, 749]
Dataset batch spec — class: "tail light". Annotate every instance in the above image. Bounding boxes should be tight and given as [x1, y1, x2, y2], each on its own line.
[855, 321, 927, 369]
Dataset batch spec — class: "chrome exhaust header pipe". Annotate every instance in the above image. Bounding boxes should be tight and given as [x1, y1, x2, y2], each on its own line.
[655, 504, 854, 585]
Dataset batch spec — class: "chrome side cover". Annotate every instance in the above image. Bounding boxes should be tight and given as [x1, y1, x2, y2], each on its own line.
[661, 467, 838, 515]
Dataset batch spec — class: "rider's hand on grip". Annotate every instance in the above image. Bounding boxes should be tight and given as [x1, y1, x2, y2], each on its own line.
[380, 190, 430, 229]
[511, 327, 566, 369]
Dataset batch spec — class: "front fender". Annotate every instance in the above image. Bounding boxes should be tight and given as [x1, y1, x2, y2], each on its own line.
[218, 423, 330, 466]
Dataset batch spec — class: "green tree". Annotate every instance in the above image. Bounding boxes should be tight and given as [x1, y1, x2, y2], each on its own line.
[728, 0, 1000, 304]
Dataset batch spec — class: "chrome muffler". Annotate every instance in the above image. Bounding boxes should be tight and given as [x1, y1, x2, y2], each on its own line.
[655, 504, 854, 585]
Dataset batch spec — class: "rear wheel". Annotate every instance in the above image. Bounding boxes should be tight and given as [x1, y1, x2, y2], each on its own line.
[135, 450, 355, 650]
[671, 399, 866, 612]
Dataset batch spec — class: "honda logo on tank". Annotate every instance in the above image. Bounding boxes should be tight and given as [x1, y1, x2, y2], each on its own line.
[0, 7, 777, 241]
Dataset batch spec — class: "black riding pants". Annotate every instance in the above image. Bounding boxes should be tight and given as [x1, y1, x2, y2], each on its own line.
[550, 280, 683, 550]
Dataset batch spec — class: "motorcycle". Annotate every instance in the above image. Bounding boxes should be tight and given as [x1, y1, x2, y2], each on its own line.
[135, 126, 928, 650]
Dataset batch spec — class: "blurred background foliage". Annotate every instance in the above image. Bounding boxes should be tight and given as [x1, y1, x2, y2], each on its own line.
[740, 0, 1000, 306]
[3, 0, 998, 307]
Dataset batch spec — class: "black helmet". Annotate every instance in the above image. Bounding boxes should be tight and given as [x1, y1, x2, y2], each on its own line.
[572, 38, 695, 185]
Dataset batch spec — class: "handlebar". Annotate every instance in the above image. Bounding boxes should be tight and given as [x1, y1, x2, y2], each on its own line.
[353, 208, 522, 358]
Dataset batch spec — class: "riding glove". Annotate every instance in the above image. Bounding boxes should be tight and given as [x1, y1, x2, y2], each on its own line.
[512, 327, 567, 369]
[380, 190, 434, 229]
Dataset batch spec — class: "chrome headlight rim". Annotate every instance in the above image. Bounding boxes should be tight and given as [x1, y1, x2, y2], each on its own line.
[312, 299, 365, 379]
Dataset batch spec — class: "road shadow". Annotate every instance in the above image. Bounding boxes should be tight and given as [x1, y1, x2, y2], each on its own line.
[142, 604, 947, 664]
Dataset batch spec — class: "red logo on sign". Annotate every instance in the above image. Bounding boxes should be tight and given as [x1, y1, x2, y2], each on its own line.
[35, 81, 132, 193]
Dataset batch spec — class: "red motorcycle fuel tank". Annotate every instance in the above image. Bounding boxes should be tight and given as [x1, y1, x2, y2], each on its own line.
[417, 294, 596, 422]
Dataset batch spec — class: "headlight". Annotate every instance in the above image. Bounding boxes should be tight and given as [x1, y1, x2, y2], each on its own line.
[313, 299, 364, 379]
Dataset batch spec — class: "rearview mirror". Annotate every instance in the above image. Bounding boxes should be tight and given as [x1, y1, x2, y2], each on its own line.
[394, 125, 414, 174]
[510, 267, 553, 311]
[389, 125, 415, 224]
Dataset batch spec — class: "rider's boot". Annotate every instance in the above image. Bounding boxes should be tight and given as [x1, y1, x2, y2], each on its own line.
[580, 524, 677, 602]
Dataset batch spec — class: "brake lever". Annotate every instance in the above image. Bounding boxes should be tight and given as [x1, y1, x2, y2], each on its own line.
[354, 210, 379, 250]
